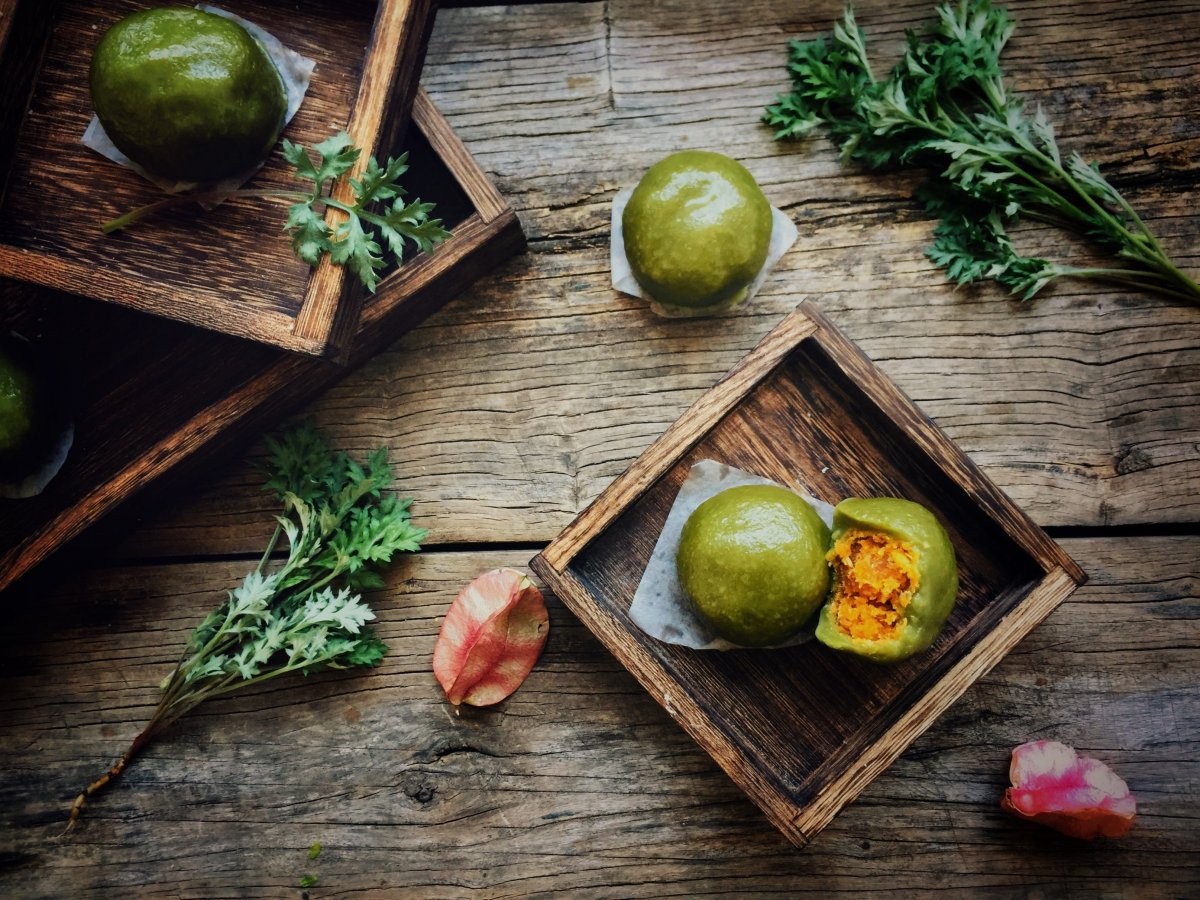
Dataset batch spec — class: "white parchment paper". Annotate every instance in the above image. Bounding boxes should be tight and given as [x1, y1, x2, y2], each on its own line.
[82, 6, 315, 197]
[610, 186, 799, 318]
[629, 460, 835, 650]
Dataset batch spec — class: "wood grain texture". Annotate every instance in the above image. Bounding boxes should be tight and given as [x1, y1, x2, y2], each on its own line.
[0, 0, 1196, 894]
[801, 304, 1084, 583]
[413, 89, 509, 224]
[792, 565, 1078, 841]
[541, 311, 817, 570]
[106, 0, 1200, 563]
[533, 303, 1084, 846]
[0, 95, 525, 595]
[0, 538, 1194, 896]
[0, 0, 437, 357]
[0, 0, 15, 50]
[0, 0, 58, 205]
[294, 0, 440, 354]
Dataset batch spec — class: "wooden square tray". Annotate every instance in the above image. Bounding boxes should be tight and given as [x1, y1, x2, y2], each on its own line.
[530, 302, 1086, 847]
[0, 0, 437, 358]
[0, 90, 525, 594]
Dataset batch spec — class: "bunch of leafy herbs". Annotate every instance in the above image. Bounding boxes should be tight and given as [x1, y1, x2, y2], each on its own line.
[67, 421, 426, 831]
[104, 132, 451, 292]
[763, 0, 1199, 303]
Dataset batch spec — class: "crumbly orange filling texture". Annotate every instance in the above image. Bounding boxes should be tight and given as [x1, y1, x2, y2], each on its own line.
[826, 529, 920, 641]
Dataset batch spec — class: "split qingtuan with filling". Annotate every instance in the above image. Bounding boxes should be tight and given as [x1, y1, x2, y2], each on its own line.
[815, 497, 958, 662]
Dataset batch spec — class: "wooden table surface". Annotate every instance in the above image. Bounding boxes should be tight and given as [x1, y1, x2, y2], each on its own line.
[2, 0, 1199, 896]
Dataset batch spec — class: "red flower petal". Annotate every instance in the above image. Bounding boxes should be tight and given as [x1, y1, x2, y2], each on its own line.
[1001, 740, 1136, 839]
[432, 568, 549, 707]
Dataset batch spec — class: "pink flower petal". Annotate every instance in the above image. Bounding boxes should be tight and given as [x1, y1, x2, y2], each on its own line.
[1001, 740, 1136, 839]
[432, 568, 549, 707]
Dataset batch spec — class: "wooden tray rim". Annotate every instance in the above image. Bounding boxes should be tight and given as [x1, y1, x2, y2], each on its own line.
[540, 303, 1083, 582]
[0, 89, 525, 594]
[530, 300, 1087, 847]
[0, 0, 438, 358]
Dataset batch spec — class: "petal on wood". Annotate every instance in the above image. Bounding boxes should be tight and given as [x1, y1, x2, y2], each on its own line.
[432, 568, 549, 707]
[1000, 740, 1136, 839]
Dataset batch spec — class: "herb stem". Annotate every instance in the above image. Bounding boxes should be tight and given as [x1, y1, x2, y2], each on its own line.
[258, 523, 284, 575]
[1059, 267, 1200, 303]
[101, 189, 312, 233]
[199, 651, 345, 699]
[767, 0, 1199, 304]
[101, 198, 186, 234]
[66, 423, 423, 832]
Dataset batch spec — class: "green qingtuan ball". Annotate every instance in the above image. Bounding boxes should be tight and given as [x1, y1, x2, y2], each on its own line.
[676, 484, 831, 646]
[0, 347, 37, 464]
[90, 7, 287, 182]
[623, 150, 773, 315]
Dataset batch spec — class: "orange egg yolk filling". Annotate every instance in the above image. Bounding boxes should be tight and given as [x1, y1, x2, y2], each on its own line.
[826, 529, 920, 641]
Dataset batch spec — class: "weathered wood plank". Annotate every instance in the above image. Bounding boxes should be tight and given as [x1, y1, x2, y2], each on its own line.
[0, 92, 529, 595]
[0, 537, 1195, 896]
[1, 2, 1194, 896]
[0, 0, 442, 357]
[534, 302, 1087, 847]
[100, 0, 1200, 562]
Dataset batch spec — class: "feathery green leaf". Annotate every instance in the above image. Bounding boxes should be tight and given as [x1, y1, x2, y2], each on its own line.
[763, 0, 1199, 303]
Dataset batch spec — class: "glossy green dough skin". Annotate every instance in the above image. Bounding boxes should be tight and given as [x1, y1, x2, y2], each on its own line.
[816, 497, 959, 663]
[90, 8, 286, 182]
[676, 485, 832, 647]
[0, 349, 37, 460]
[623, 150, 773, 312]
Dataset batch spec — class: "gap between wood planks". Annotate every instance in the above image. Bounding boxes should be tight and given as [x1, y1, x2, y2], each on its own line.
[47, 526, 1200, 572]
[440, 0, 601, 6]
[73, 540, 552, 571]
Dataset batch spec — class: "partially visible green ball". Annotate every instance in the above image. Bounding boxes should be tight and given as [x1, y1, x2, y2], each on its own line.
[90, 7, 287, 182]
[623, 150, 773, 313]
[0, 348, 38, 460]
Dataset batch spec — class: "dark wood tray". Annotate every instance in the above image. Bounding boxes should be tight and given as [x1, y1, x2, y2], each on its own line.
[0, 0, 438, 358]
[530, 302, 1086, 847]
[0, 90, 525, 594]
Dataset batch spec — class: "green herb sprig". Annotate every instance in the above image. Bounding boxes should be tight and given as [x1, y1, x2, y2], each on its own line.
[66, 421, 426, 831]
[103, 132, 451, 292]
[281, 133, 451, 291]
[763, 0, 1200, 303]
